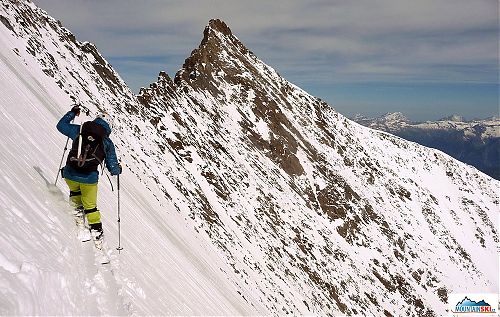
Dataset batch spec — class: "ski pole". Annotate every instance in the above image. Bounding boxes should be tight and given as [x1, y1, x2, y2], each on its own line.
[116, 173, 123, 252]
[55, 136, 70, 185]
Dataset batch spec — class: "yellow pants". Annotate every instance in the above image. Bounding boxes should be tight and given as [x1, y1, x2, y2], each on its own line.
[65, 179, 101, 225]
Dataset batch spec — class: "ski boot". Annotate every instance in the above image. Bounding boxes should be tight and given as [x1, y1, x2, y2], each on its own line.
[74, 206, 91, 242]
[90, 223, 110, 264]
[90, 223, 104, 249]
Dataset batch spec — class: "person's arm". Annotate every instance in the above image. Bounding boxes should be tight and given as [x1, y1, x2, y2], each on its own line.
[104, 138, 122, 175]
[56, 108, 80, 140]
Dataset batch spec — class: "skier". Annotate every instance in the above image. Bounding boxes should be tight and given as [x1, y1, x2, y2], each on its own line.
[56, 105, 122, 241]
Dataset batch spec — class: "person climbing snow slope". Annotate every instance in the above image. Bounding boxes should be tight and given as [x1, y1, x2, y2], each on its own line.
[56, 105, 122, 242]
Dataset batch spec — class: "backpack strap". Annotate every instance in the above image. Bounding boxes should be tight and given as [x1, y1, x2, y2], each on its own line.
[91, 142, 106, 175]
[77, 144, 91, 167]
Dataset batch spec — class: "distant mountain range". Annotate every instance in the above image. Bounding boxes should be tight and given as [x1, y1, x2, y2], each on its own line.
[352, 113, 500, 180]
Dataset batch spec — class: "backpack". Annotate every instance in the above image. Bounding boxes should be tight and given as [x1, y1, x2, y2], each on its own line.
[66, 121, 107, 173]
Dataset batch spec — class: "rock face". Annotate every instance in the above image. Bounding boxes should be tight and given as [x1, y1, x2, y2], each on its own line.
[136, 19, 498, 315]
[1, 1, 498, 315]
[353, 113, 500, 180]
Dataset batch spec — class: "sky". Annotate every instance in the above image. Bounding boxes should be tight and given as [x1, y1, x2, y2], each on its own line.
[34, 0, 499, 121]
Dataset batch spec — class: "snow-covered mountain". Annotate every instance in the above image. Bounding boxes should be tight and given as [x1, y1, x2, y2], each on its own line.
[353, 113, 500, 180]
[354, 112, 499, 139]
[353, 112, 412, 130]
[1, 1, 498, 316]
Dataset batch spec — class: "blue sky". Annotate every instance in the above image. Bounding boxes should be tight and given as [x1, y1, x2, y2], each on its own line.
[35, 0, 498, 121]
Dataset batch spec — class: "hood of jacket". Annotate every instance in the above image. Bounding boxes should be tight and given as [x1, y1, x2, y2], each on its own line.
[93, 117, 112, 136]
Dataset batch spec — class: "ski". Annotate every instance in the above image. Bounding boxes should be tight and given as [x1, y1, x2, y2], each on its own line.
[73, 207, 110, 264]
[77, 227, 91, 242]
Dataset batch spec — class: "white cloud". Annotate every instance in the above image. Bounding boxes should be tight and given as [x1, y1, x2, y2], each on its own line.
[34, 0, 498, 90]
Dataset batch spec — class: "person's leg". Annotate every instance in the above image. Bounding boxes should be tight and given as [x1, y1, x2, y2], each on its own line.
[80, 182, 103, 238]
[65, 179, 83, 209]
[65, 179, 86, 230]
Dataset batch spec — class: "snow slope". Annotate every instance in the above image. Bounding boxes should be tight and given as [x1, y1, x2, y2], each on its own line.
[0, 1, 263, 315]
[0, 1, 498, 316]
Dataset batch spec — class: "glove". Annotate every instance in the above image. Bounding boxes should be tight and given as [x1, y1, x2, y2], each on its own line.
[112, 163, 122, 176]
[71, 105, 81, 116]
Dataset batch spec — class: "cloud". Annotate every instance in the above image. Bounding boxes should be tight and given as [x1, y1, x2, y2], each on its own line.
[34, 0, 498, 91]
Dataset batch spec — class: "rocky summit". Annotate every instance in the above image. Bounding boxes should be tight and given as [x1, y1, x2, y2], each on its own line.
[136, 19, 498, 316]
[0, 1, 498, 315]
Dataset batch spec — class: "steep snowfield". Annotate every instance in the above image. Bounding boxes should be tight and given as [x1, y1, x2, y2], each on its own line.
[0, 1, 498, 316]
[0, 1, 262, 315]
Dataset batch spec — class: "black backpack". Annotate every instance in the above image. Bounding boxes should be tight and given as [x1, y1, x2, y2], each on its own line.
[66, 121, 107, 173]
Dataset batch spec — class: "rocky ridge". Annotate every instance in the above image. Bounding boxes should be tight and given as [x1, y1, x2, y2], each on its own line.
[136, 19, 499, 315]
[1, 2, 498, 315]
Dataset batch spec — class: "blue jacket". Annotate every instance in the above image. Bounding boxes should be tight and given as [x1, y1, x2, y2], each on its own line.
[56, 111, 121, 184]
